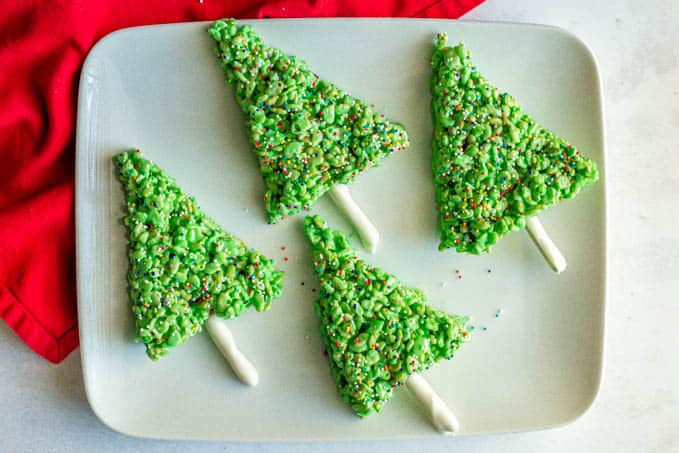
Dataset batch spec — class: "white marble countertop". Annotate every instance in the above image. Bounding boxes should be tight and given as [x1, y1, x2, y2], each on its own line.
[2, 1, 678, 451]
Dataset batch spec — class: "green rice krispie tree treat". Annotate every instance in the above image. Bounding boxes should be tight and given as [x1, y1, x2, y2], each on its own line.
[209, 19, 410, 253]
[114, 149, 284, 361]
[304, 215, 469, 429]
[431, 34, 598, 270]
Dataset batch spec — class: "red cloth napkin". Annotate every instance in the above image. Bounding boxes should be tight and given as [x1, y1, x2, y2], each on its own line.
[0, 0, 483, 364]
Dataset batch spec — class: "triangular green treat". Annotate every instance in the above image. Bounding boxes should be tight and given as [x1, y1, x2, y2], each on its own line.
[209, 19, 410, 224]
[430, 34, 599, 254]
[113, 149, 284, 360]
[304, 215, 469, 417]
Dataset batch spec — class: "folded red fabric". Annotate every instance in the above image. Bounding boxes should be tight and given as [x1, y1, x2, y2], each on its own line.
[0, 0, 483, 364]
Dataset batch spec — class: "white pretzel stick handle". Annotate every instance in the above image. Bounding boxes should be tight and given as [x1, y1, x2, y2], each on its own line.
[329, 185, 379, 254]
[206, 316, 259, 386]
[525, 217, 567, 274]
[406, 373, 460, 435]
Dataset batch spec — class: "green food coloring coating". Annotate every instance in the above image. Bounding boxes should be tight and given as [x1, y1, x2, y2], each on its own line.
[430, 34, 599, 254]
[209, 19, 410, 224]
[304, 215, 469, 417]
[113, 149, 284, 360]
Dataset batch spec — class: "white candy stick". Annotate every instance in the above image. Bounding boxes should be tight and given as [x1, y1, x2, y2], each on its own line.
[206, 316, 259, 386]
[525, 216, 567, 274]
[329, 185, 379, 254]
[406, 373, 460, 435]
